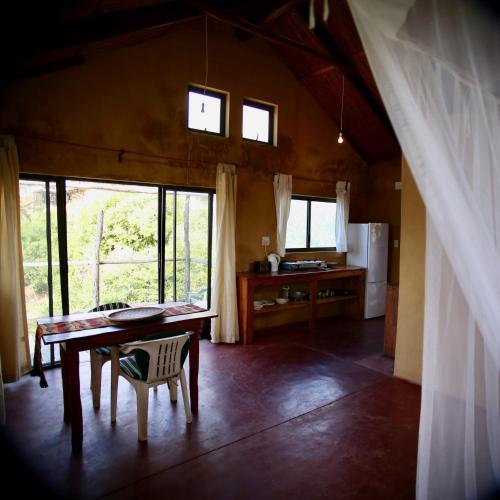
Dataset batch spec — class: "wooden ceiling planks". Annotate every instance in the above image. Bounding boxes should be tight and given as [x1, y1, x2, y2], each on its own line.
[269, 4, 400, 162]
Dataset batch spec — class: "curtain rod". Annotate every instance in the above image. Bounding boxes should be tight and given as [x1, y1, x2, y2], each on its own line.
[16, 135, 346, 184]
[16, 135, 228, 168]
[273, 171, 348, 184]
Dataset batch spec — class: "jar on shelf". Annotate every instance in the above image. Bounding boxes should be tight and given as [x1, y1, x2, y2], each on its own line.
[281, 286, 290, 299]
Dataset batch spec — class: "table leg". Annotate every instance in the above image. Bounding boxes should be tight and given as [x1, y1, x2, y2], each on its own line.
[60, 343, 71, 422]
[66, 347, 83, 453]
[188, 321, 201, 413]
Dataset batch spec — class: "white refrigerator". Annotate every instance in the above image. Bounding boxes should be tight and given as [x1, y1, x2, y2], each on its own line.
[346, 223, 389, 318]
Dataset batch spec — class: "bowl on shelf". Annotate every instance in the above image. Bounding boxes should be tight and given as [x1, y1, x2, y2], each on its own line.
[275, 298, 289, 305]
[290, 290, 308, 301]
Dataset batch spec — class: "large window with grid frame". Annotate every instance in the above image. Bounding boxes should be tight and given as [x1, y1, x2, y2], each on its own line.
[19, 175, 214, 366]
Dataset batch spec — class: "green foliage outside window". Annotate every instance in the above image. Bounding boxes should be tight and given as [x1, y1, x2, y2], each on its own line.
[20, 181, 211, 329]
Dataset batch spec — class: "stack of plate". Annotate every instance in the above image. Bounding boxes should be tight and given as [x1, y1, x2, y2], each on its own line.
[253, 300, 275, 310]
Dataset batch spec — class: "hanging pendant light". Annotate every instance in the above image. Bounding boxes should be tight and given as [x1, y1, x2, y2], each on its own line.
[201, 15, 208, 113]
[338, 75, 345, 144]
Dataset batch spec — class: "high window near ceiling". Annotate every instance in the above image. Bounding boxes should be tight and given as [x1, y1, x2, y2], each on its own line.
[187, 84, 228, 136]
[285, 196, 336, 251]
[242, 99, 276, 145]
[19, 176, 214, 366]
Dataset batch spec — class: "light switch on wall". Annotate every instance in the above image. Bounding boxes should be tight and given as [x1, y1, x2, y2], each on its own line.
[262, 236, 270, 246]
[394, 240, 399, 248]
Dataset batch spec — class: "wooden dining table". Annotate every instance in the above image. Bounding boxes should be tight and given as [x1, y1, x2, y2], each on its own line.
[36, 305, 216, 453]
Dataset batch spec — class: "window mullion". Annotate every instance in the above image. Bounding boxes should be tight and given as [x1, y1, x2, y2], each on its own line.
[45, 181, 54, 318]
[56, 178, 69, 315]
[45, 181, 56, 365]
[306, 201, 311, 249]
[158, 187, 166, 304]
[173, 191, 177, 302]
[207, 193, 214, 309]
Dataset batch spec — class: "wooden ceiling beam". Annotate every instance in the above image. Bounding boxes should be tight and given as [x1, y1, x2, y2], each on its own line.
[235, 0, 305, 41]
[187, 0, 354, 76]
[256, 0, 307, 26]
[300, 64, 336, 80]
[309, 21, 396, 140]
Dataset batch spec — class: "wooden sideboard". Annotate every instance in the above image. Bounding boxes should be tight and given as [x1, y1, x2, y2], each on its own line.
[237, 266, 366, 344]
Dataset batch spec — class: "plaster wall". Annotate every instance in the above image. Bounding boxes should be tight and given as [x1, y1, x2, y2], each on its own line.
[0, 20, 368, 275]
[394, 157, 425, 384]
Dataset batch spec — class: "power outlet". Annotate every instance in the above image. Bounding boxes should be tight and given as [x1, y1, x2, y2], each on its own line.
[262, 236, 270, 247]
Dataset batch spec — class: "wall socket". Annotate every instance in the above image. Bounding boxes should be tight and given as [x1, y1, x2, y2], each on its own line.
[262, 236, 270, 246]
[395, 181, 402, 190]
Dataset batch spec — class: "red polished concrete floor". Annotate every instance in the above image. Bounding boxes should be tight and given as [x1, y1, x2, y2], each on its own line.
[2, 318, 420, 499]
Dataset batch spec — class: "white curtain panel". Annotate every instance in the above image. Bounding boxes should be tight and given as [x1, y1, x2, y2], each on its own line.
[273, 173, 292, 257]
[0, 135, 31, 382]
[211, 163, 239, 343]
[348, 1, 500, 498]
[335, 180, 350, 252]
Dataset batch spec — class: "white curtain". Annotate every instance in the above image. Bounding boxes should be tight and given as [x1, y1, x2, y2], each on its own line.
[211, 163, 239, 343]
[0, 135, 31, 382]
[335, 180, 350, 252]
[273, 173, 292, 257]
[348, 1, 500, 498]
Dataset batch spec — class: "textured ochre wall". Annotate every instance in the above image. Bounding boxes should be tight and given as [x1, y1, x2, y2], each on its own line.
[394, 157, 425, 384]
[1, 20, 404, 335]
[364, 158, 402, 284]
[0, 20, 369, 274]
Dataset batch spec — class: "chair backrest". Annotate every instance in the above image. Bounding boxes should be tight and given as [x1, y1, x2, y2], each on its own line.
[88, 302, 130, 313]
[121, 333, 192, 384]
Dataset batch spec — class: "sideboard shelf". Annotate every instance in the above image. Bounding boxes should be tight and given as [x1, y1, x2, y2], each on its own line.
[236, 266, 366, 344]
[316, 295, 359, 305]
[253, 300, 309, 315]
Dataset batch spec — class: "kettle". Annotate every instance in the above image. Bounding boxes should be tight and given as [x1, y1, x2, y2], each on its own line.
[267, 253, 281, 272]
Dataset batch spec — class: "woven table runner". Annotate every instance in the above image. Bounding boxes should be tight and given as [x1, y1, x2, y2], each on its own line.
[38, 304, 205, 336]
[32, 304, 206, 388]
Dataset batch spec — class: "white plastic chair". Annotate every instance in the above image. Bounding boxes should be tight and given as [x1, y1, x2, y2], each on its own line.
[110, 331, 193, 441]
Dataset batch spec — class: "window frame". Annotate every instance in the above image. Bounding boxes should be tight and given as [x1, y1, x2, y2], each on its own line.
[285, 195, 337, 252]
[20, 173, 215, 367]
[187, 84, 228, 137]
[242, 98, 276, 145]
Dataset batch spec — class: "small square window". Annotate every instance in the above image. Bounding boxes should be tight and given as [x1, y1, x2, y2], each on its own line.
[188, 85, 227, 136]
[242, 99, 275, 145]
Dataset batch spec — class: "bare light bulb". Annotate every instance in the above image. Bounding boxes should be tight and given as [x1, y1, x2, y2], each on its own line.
[337, 132, 344, 144]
